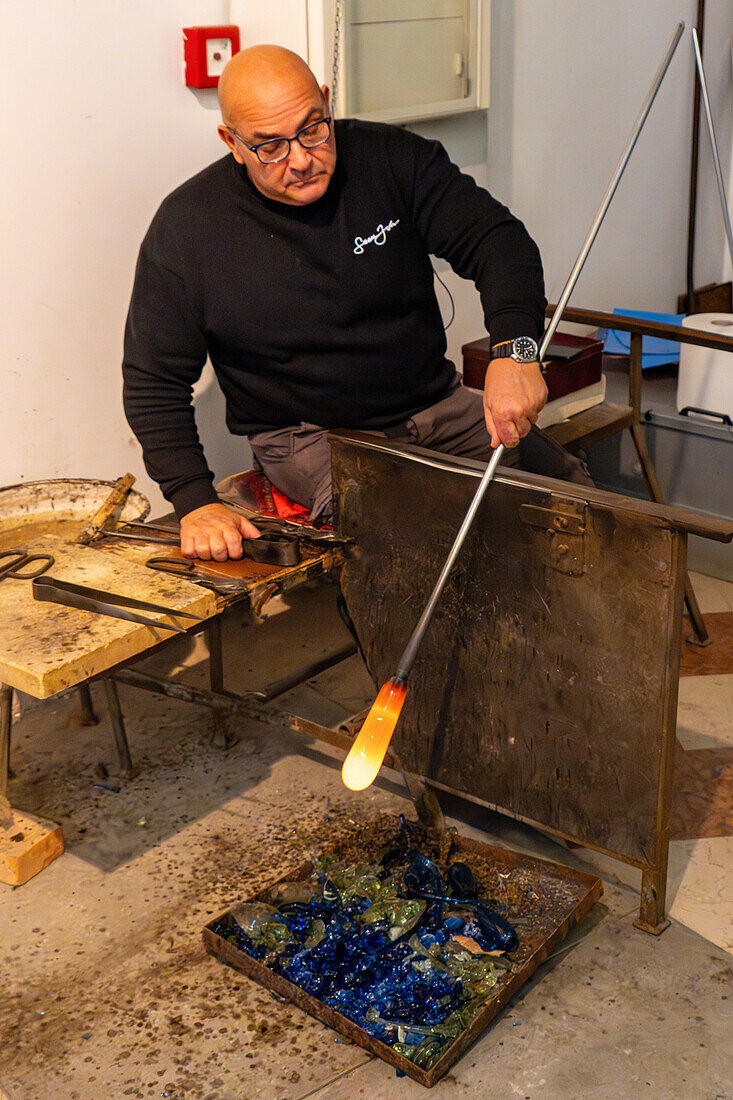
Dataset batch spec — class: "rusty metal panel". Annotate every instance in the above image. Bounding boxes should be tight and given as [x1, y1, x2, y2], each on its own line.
[331, 433, 686, 870]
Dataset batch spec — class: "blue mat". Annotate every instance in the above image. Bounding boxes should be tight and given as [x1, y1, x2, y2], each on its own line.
[598, 309, 684, 369]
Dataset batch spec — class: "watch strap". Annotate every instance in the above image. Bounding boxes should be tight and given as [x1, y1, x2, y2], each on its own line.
[489, 340, 515, 361]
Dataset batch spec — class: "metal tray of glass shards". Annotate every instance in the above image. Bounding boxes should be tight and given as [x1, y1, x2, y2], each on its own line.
[203, 816, 602, 1088]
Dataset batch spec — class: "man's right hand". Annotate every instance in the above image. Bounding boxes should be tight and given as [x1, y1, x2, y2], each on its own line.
[483, 356, 547, 450]
[180, 503, 260, 561]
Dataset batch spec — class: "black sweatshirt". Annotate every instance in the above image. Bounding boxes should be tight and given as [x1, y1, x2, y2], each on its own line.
[123, 119, 546, 518]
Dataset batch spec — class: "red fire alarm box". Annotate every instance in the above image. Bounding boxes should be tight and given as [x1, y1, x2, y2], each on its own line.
[183, 25, 240, 88]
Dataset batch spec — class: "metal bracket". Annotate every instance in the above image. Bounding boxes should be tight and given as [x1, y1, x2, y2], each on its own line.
[519, 501, 587, 575]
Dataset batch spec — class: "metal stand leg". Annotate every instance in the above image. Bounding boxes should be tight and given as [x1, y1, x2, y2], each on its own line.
[252, 642, 358, 703]
[402, 771, 445, 833]
[103, 679, 135, 777]
[0, 683, 12, 797]
[629, 421, 710, 646]
[635, 864, 671, 936]
[206, 617, 234, 750]
[78, 683, 99, 726]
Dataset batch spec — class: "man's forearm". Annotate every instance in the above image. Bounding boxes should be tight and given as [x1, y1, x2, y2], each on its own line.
[122, 370, 219, 518]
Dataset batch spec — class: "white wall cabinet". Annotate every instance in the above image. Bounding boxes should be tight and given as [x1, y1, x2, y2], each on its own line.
[342, 0, 488, 122]
[229, 0, 489, 121]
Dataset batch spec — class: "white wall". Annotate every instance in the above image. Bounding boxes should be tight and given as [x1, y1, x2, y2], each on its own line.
[407, 0, 733, 363]
[1, 1, 244, 515]
[2, 2, 732, 517]
[487, 0, 733, 312]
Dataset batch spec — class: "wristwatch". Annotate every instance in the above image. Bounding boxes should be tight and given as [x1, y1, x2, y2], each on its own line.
[489, 336, 539, 363]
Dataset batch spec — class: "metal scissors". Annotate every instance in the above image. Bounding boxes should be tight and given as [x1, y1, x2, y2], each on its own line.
[146, 557, 251, 595]
[0, 547, 55, 582]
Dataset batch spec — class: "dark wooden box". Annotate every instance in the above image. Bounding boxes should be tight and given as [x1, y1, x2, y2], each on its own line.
[462, 332, 604, 400]
[203, 817, 602, 1088]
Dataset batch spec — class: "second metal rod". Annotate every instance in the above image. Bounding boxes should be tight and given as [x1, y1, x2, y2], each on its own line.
[692, 28, 733, 274]
[394, 20, 685, 682]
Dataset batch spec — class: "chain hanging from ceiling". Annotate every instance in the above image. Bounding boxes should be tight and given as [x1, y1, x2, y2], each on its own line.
[331, 0, 344, 116]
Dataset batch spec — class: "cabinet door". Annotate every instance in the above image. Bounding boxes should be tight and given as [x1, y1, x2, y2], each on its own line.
[343, 0, 484, 122]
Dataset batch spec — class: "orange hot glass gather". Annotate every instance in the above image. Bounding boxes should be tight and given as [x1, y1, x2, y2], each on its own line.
[341, 677, 407, 791]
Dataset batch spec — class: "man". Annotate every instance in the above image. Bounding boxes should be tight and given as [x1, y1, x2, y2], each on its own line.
[123, 45, 587, 562]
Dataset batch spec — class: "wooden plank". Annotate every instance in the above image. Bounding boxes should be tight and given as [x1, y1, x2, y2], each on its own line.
[0, 806, 64, 885]
[545, 303, 733, 353]
[640, 525, 685, 930]
[544, 401, 634, 450]
[0, 535, 217, 698]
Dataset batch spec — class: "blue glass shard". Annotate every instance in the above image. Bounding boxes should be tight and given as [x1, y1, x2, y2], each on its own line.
[217, 826, 519, 1072]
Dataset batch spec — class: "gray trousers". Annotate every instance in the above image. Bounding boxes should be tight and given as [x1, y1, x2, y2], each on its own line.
[248, 381, 591, 525]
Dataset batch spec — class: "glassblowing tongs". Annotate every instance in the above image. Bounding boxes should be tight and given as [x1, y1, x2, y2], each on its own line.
[32, 575, 205, 634]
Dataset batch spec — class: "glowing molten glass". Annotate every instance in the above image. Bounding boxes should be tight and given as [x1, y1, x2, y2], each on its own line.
[341, 678, 407, 791]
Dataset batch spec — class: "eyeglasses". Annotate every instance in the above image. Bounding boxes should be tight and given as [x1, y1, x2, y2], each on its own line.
[227, 116, 332, 164]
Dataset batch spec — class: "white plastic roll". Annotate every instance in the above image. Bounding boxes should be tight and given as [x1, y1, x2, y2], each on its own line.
[677, 313, 733, 420]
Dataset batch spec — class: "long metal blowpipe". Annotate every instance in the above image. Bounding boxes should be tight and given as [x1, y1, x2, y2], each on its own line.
[341, 21, 685, 793]
[692, 28, 733, 273]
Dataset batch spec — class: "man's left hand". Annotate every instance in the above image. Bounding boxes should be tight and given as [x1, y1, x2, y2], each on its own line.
[482, 357, 548, 450]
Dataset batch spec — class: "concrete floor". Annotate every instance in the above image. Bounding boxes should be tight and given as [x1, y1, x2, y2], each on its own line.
[1, 575, 732, 1100]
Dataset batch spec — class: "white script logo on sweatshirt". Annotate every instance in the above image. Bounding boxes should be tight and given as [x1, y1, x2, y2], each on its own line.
[353, 219, 400, 255]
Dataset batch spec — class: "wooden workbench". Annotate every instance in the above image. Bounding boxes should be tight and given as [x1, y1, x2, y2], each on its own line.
[0, 519, 351, 879]
[0, 531, 345, 699]
[0, 535, 217, 698]
[0, 519, 347, 741]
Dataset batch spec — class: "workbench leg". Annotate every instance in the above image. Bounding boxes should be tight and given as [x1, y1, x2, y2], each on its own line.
[629, 421, 710, 646]
[78, 683, 99, 726]
[634, 864, 671, 936]
[103, 680, 134, 777]
[0, 683, 12, 797]
[206, 617, 234, 750]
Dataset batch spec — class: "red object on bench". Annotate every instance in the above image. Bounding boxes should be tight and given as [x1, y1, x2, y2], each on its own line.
[232, 470, 312, 522]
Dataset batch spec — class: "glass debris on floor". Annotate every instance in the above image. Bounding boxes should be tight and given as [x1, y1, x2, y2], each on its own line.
[212, 817, 513, 1070]
[204, 814, 602, 1086]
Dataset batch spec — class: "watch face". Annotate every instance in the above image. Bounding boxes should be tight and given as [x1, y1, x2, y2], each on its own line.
[512, 336, 538, 362]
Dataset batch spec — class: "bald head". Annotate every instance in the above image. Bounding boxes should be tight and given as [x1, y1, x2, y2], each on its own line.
[217, 44, 336, 207]
[218, 45, 321, 129]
